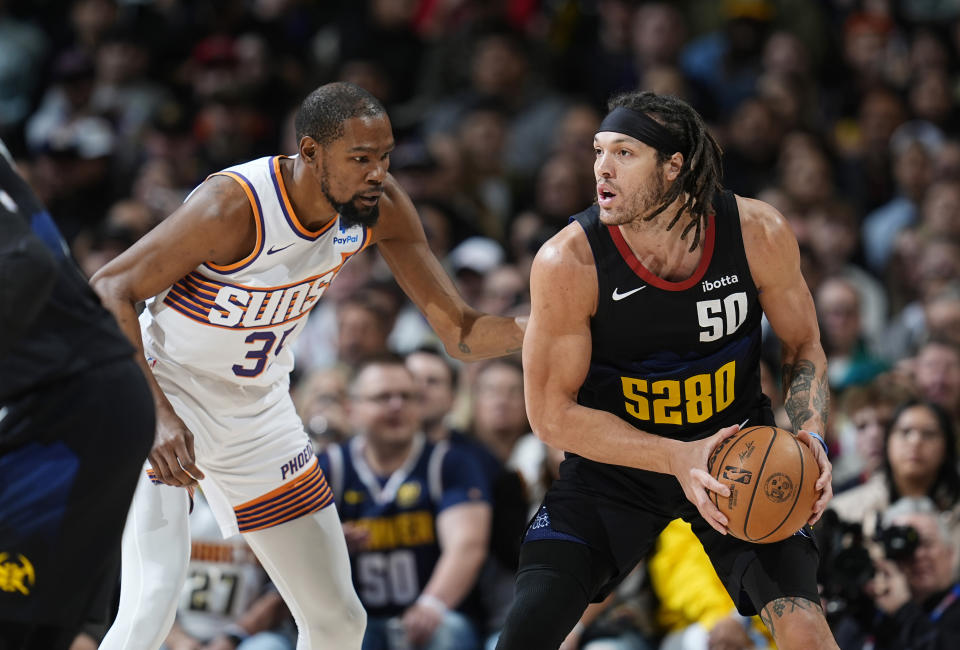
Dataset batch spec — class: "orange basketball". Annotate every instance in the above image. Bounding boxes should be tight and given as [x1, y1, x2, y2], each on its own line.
[707, 425, 819, 543]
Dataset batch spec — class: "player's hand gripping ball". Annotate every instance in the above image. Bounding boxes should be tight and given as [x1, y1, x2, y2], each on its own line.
[707, 425, 818, 543]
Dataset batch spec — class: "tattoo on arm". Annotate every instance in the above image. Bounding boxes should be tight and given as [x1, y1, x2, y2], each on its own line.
[782, 359, 823, 430]
[813, 370, 830, 427]
[759, 597, 823, 640]
[458, 342, 471, 354]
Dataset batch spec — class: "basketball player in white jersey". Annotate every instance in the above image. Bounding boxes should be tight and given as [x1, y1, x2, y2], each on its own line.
[90, 82, 525, 650]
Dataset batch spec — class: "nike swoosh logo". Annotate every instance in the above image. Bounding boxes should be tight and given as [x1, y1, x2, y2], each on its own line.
[267, 243, 295, 255]
[611, 286, 646, 301]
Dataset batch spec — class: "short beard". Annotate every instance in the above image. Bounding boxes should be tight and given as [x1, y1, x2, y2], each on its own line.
[320, 167, 380, 228]
[599, 168, 667, 226]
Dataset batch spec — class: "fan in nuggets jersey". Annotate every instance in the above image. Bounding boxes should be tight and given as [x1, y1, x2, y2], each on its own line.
[494, 91, 838, 650]
[90, 82, 525, 650]
[319, 354, 491, 649]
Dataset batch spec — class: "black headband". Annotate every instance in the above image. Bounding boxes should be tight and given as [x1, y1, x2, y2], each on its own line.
[597, 106, 686, 156]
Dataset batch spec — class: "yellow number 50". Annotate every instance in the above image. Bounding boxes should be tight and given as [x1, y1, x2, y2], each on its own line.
[621, 361, 736, 426]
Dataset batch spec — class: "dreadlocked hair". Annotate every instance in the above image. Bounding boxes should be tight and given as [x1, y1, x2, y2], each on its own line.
[608, 91, 723, 251]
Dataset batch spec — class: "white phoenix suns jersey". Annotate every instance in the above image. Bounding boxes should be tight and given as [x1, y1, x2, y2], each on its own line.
[140, 155, 370, 390]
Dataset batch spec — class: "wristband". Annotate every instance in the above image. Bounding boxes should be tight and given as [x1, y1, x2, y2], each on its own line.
[805, 430, 828, 454]
[416, 593, 448, 616]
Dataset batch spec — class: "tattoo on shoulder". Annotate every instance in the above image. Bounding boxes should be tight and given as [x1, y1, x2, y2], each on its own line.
[759, 596, 822, 639]
[458, 342, 471, 354]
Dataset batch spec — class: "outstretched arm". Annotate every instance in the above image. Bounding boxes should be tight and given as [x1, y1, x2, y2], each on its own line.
[739, 196, 831, 522]
[372, 176, 524, 360]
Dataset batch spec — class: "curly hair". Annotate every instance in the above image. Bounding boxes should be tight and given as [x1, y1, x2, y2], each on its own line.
[607, 91, 723, 251]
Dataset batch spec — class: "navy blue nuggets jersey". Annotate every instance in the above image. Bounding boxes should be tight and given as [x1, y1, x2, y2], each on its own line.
[318, 434, 489, 618]
[573, 190, 765, 442]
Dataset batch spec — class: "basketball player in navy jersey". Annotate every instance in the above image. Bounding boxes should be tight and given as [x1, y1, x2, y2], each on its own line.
[495, 91, 838, 649]
[0, 142, 154, 649]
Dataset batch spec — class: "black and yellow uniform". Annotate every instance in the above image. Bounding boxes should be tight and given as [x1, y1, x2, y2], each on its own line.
[574, 190, 764, 440]
[496, 193, 818, 650]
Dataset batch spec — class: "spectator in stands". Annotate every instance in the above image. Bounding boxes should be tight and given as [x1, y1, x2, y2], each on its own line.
[293, 367, 351, 452]
[834, 496, 960, 650]
[862, 121, 942, 275]
[805, 199, 887, 346]
[815, 275, 890, 392]
[405, 347, 530, 648]
[912, 338, 960, 425]
[320, 355, 491, 650]
[830, 399, 960, 549]
[334, 289, 396, 371]
[833, 375, 915, 493]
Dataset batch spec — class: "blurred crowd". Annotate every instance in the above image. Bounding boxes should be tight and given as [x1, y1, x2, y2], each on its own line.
[4, 0, 960, 648]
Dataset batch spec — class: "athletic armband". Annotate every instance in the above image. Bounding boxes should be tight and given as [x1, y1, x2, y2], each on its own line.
[805, 430, 828, 455]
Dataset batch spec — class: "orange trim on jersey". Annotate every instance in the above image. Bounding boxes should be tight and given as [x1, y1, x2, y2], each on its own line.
[163, 298, 318, 330]
[180, 275, 219, 299]
[164, 290, 210, 319]
[205, 171, 265, 272]
[360, 226, 374, 251]
[607, 213, 716, 291]
[182, 268, 341, 294]
[272, 156, 338, 239]
[234, 459, 333, 532]
[236, 458, 322, 510]
[183, 272, 225, 292]
[168, 282, 215, 309]
[240, 479, 331, 525]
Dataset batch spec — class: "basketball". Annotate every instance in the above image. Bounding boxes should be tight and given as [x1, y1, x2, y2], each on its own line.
[707, 425, 819, 543]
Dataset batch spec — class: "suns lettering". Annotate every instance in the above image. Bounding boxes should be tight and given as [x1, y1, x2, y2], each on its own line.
[209, 286, 249, 326]
[272, 284, 309, 324]
[242, 290, 283, 327]
[300, 275, 331, 313]
[208, 280, 327, 328]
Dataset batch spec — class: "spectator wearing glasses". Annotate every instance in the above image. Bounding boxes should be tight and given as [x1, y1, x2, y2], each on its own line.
[319, 354, 492, 650]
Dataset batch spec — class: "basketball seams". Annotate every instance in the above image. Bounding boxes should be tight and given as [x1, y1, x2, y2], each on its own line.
[710, 425, 817, 544]
[762, 433, 805, 542]
[742, 426, 777, 541]
[710, 427, 751, 509]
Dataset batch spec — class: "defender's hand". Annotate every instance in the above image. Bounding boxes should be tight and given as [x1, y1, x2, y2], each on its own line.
[670, 424, 740, 535]
[149, 409, 205, 487]
[796, 430, 832, 525]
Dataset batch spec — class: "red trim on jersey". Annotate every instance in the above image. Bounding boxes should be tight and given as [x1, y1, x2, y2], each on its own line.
[607, 213, 715, 291]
